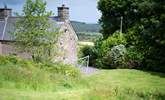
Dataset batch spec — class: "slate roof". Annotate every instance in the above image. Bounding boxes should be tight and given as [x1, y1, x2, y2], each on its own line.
[0, 17, 64, 41]
[0, 20, 5, 40]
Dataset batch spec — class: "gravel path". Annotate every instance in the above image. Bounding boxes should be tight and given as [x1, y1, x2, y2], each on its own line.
[79, 66, 98, 74]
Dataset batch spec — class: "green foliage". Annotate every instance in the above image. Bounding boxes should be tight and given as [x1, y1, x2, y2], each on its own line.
[80, 32, 127, 68]
[77, 32, 102, 42]
[125, 47, 144, 69]
[82, 32, 127, 68]
[107, 44, 126, 68]
[98, 0, 165, 73]
[0, 56, 81, 91]
[78, 45, 96, 66]
[102, 31, 126, 48]
[94, 32, 126, 58]
[95, 44, 127, 69]
[79, 45, 94, 57]
[40, 62, 80, 78]
[80, 31, 145, 69]
[13, 0, 60, 62]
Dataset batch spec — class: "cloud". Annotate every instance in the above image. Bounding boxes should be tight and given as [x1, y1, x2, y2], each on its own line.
[0, 0, 25, 5]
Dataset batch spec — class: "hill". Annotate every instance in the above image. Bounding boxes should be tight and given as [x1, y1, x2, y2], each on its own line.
[71, 21, 102, 41]
[71, 21, 101, 33]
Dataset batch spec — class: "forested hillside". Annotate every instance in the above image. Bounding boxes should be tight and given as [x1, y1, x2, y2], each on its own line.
[71, 21, 101, 33]
[71, 21, 102, 41]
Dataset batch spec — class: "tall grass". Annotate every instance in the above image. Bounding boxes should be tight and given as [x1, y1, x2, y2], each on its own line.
[0, 56, 165, 99]
[0, 56, 81, 92]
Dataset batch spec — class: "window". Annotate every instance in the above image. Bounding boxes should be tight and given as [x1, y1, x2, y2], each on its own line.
[64, 29, 68, 32]
[63, 57, 66, 60]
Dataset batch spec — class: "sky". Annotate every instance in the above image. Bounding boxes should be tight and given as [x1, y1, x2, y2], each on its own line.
[0, 0, 101, 23]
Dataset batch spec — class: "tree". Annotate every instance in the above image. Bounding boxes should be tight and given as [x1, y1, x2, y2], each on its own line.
[98, 0, 165, 72]
[13, 0, 60, 62]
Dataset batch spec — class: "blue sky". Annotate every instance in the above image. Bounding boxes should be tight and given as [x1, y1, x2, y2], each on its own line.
[0, 0, 101, 23]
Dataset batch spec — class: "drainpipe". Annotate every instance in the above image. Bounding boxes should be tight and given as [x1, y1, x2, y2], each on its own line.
[2, 15, 9, 40]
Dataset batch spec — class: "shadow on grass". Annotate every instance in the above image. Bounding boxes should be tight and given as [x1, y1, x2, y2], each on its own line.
[140, 69, 165, 78]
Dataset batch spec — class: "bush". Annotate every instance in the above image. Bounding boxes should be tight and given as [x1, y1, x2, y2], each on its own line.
[95, 44, 127, 69]
[79, 45, 97, 66]
[125, 47, 144, 69]
[109, 44, 126, 68]
[92, 32, 127, 68]
[80, 31, 146, 70]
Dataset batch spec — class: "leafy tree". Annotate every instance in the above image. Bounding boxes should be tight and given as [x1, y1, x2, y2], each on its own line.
[13, 0, 60, 62]
[98, 0, 165, 72]
[98, 0, 139, 38]
[98, 0, 165, 38]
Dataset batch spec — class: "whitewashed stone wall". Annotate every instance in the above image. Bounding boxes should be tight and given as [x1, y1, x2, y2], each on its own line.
[0, 21, 78, 65]
[55, 21, 78, 65]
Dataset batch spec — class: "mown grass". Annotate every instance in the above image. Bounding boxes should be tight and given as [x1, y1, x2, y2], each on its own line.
[0, 56, 165, 100]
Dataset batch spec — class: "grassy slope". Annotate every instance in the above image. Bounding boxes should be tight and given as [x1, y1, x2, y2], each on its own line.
[0, 68, 165, 100]
[84, 69, 165, 99]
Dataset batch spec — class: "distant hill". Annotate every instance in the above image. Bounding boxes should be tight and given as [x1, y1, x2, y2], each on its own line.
[71, 21, 101, 33]
[71, 21, 102, 41]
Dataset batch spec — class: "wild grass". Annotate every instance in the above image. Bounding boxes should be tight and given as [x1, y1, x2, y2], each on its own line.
[82, 69, 165, 100]
[0, 56, 165, 99]
[0, 56, 81, 92]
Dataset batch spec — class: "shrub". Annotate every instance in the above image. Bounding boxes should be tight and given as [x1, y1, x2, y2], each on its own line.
[104, 31, 127, 48]
[78, 45, 97, 66]
[125, 47, 144, 69]
[109, 44, 126, 68]
[93, 32, 127, 68]
[80, 31, 145, 69]
[96, 44, 127, 69]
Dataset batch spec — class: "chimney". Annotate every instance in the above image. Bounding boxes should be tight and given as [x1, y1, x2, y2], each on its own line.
[0, 4, 12, 19]
[58, 4, 69, 21]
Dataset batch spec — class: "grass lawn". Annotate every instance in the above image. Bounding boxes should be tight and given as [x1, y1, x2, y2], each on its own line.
[0, 69, 165, 100]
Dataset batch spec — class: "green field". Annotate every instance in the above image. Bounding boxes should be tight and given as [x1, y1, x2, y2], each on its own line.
[77, 32, 102, 41]
[71, 21, 102, 42]
[0, 64, 165, 100]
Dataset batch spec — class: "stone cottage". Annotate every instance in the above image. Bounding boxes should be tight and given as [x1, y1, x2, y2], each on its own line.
[0, 5, 78, 65]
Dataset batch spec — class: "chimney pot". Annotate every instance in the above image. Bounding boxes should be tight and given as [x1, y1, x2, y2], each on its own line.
[58, 4, 69, 21]
[0, 5, 12, 19]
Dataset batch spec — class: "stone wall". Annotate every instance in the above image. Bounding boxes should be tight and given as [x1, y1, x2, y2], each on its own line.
[55, 21, 78, 65]
[0, 21, 78, 65]
[0, 41, 31, 59]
